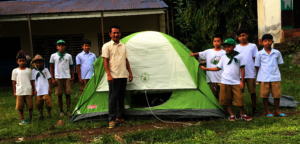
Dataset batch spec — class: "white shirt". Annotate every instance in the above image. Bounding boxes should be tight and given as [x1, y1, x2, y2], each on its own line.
[255, 48, 284, 82]
[217, 52, 245, 85]
[32, 68, 51, 96]
[50, 52, 73, 79]
[76, 51, 97, 79]
[234, 43, 258, 78]
[198, 49, 226, 83]
[11, 68, 32, 96]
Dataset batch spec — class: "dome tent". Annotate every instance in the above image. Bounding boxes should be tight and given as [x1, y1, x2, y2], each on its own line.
[70, 31, 225, 122]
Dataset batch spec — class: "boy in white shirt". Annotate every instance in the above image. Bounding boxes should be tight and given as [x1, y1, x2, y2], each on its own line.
[32, 54, 53, 119]
[12, 55, 33, 125]
[235, 28, 259, 117]
[76, 39, 97, 96]
[201, 38, 252, 121]
[50, 40, 74, 117]
[255, 34, 287, 117]
[190, 34, 226, 99]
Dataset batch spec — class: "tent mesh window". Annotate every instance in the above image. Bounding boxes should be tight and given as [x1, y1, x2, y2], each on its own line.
[130, 90, 172, 108]
[32, 34, 84, 58]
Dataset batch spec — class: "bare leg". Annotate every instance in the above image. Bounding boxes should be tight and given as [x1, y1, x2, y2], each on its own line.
[58, 95, 63, 111]
[226, 104, 234, 116]
[251, 93, 257, 108]
[19, 109, 24, 120]
[28, 109, 33, 118]
[66, 94, 71, 110]
[274, 98, 282, 115]
[47, 107, 51, 117]
[263, 98, 271, 115]
[238, 106, 246, 116]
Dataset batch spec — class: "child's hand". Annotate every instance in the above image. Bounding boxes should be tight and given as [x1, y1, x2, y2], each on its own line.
[49, 89, 52, 96]
[107, 75, 114, 83]
[201, 66, 207, 71]
[34, 91, 37, 96]
[70, 78, 74, 85]
[190, 53, 194, 57]
[240, 82, 244, 90]
[14, 92, 16, 98]
[52, 79, 57, 86]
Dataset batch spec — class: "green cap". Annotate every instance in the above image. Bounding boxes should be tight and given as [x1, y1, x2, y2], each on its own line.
[56, 39, 65, 45]
[221, 38, 236, 46]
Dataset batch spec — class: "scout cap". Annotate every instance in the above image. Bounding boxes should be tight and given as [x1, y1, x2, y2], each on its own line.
[221, 38, 236, 46]
[32, 54, 44, 63]
[56, 39, 66, 45]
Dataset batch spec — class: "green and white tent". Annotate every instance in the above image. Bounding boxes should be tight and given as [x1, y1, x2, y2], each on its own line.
[70, 31, 225, 122]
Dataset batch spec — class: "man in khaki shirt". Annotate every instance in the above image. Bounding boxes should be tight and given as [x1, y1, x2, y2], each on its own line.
[102, 25, 133, 129]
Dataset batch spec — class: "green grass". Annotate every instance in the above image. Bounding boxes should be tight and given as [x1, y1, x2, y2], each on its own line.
[0, 53, 300, 143]
[1, 134, 82, 144]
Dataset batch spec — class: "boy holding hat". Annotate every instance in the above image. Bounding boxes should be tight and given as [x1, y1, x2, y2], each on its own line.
[32, 54, 53, 119]
[50, 39, 74, 117]
[201, 38, 252, 121]
[12, 54, 34, 125]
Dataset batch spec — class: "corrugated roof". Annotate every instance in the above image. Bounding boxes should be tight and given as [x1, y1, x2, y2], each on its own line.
[0, 0, 168, 16]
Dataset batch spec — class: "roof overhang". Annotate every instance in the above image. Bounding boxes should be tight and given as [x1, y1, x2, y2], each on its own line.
[0, 9, 166, 22]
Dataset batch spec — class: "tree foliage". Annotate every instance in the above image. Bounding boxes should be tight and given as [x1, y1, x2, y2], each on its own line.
[167, 0, 256, 52]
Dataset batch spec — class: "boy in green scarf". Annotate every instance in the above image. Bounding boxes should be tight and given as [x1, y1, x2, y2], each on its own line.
[201, 38, 252, 122]
[32, 54, 53, 119]
[50, 40, 74, 117]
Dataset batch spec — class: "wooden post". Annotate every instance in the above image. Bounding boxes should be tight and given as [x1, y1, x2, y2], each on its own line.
[171, 3, 175, 35]
[166, 9, 170, 35]
[100, 11, 105, 55]
[27, 15, 34, 57]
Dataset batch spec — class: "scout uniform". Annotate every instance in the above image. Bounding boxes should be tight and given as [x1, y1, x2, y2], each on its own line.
[32, 55, 53, 109]
[76, 51, 97, 96]
[49, 40, 73, 96]
[255, 48, 284, 98]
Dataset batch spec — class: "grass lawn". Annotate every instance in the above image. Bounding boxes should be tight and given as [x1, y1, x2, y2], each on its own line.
[0, 54, 300, 143]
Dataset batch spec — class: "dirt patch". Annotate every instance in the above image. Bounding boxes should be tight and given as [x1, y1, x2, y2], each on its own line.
[1, 121, 200, 143]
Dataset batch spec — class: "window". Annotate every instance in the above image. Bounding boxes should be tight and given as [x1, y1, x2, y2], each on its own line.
[33, 34, 84, 58]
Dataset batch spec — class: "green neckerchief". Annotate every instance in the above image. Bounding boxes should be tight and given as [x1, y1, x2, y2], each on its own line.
[35, 67, 45, 80]
[57, 51, 66, 61]
[226, 51, 240, 65]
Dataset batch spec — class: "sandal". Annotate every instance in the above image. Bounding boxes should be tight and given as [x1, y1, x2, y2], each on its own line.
[266, 114, 273, 117]
[276, 113, 287, 117]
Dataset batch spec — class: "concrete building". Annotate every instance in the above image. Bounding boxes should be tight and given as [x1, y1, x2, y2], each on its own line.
[0, 0, 169, 60]
[257, 0, 300, 44]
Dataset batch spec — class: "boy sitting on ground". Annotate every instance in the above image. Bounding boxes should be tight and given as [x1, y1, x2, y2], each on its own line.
[235, 28, 259, 117]
[255, 34, 287, 117]
[76, 39, 97, 97]
[50, 40, 74, 116]
[201, 38, 252, 121]
[32, 54, 53, 119]
[12, 54, 33, 125]
[190, 34, 226, 99]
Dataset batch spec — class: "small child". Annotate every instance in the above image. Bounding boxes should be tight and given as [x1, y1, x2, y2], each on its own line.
[190, 34, 226, 99]
[255, 34, 287, 117]
[201, 38, 252, 121]
[76, 39, 97, 96]
[50, 39, 74, 117]
[235, 28, 259, 116]
[12, 54, 33, 125]
[32, 54, 53, 119]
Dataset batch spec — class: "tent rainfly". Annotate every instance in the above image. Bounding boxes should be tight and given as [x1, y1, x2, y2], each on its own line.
[70, 31, 226, 122]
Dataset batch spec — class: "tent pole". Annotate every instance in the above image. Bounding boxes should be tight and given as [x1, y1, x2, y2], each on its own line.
[100, 11, 105, 56]
[166, 9, 170, 35]
[27, 15, 34, 57]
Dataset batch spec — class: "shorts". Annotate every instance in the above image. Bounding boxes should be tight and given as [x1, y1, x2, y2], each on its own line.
[242, 78, 256, 94]
[15, 95, 34, 110]
[260, 82, 281, 98]
[209, 83, 220, 98]
[34, 95, 53, 109]
[219, 84, 244, 106]
[80, 79, 89, 96]
[55, 79, 72, 95]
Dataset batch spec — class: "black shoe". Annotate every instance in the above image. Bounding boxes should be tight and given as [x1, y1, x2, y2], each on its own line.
[253, 111, 260, 117]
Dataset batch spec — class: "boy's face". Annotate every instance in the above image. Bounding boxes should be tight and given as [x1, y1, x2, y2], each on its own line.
[262, 39, 274, 48]
[35, 61, 43, 69]
[109, 28, 121, 42]
[213, 37, 222, 48]
[82, 44, 91, 53]
[238, 33, 249, 43]
[224, 45, 235, 54]
[17, 58, 27, 67]
[57, 44, 66, 52]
